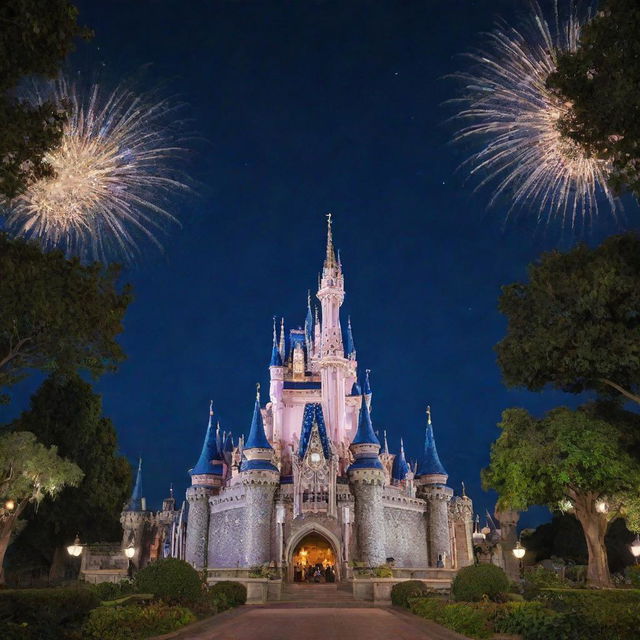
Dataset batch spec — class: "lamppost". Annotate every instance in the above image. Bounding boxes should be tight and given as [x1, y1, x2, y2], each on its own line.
[124, 544, 136, 577]
[631, 535, 640, 565]
[66, 534, 83, 557]
[512, 539, 526, 580]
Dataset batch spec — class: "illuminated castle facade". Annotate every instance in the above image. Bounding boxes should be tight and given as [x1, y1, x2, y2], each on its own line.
[122, 219, 474, 578]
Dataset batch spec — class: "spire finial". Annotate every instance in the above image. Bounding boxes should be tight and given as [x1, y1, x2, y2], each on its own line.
[272, 316, 277, 345]
[324, 213, 337, 269]
[461, 481, 466, 497]
[307, 290, 311, 309]
[256, 382, 261, 401]
[169, 482, 173, 497]
[400, 436, 405, 452]
[426, 405, 431, 425]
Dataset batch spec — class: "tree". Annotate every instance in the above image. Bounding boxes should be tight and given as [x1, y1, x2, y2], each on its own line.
[0, 234, 132, 402]
[496, 233, 640, 406]
[483, 405, 640, 587]
[8, 374, 132, 570]
[0, 431, 82, 583]
[547, 0, 640, 199]
[0, 0, 90, 200]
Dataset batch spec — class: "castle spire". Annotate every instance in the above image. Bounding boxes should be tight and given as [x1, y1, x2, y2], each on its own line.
[417, 405, 448, 480]
[346, 316, 356, 360]
[382, 429, 389, 455]
[241, 383, 278, 472]
[364, 369, 372, 411]
[305, 291, 313, 349]
[270, 317, 283, 366]
[125, 458, 144, 511]
[190, 401, 224, 478]
[278, 317, 286, 363]
[392, 437, 410, 482]
[324, 212, 337, 271]
[352, 393, 380, 447]
[348, 394, 383, 470]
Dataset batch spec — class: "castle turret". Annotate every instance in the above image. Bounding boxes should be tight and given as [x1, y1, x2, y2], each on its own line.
[346, 316, 356, 360]
[269, 318, 285, 441]
[348, 395, 386, 567]
[121, 458, 151, 569]
[363, 369, 372, 412]
[317, 214, 348, 442]
[185, 402, 224, 569]
[416, 406, 453, 568]
[392, 438, 410, 484]
[240, 384, 279, 567]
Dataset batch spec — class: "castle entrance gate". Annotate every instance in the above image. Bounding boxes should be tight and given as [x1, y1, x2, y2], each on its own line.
[286, 528, 340, 583]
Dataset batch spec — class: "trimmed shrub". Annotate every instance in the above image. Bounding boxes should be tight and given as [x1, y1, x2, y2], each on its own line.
[409, 596, 446, 619]
[390, 580, 431, 607]
[452, 564, 510, 602]
[0, 587, 99, 637]
[134, 558, 202, 605]
[626, 564, 640, 587]
[89, 580, 134, 602]
[373, 565, 393, 578]
[209, 581, 247, 607]
[494, 601, 568, 640]
[82, 602, 195, 640]
[564, 564, 587, 585]
[438, 603, 493, 639]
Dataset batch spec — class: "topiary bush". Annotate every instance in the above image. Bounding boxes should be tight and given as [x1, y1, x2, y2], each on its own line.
[134, 558, 202, 605]
[82, 602, 196, 640]
[209, 581, 247, 608]
[452, 564, 510, 602]
[390, 580, 431, 607]
[438, 603, 493, 639]
[626, 564, 640, 587]
[89, 580, 134, 602]
[493, 601, 567, 640]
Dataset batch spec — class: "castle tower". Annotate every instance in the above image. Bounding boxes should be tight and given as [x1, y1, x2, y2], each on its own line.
[391, 438, 410, 486]
[317, 214, 348, 442]
[185, 402, 224, 569]
[269, 318, 285, 441]
[240, 384, 279, 567]
[348, 394, 386, 567]
[416, 406, 453, 568]
[121, 458, 151, 570]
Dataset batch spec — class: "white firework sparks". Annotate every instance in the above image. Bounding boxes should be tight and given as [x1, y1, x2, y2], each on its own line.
[452, 2, 616, 228]
[6, 80, 187, 260]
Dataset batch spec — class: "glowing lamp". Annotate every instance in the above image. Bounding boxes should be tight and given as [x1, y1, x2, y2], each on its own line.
[512, 540, 526, 560]
[595, 500, 608, 514]
[631, 535, 640, 559]
[124, 545, 136, 559]
[4, 499, 15, 511]
[66, 535, 83, 557]
[310, 453, 321, 463]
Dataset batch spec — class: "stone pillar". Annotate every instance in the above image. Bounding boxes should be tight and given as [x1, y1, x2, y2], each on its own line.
[496, 508, 520, 581]
[350, 470, 386, 567]
[185, 486, 214, 569]
[120, 510, 152, 570]
[423, 486, 453, 567]
[242, 478, 278, 567]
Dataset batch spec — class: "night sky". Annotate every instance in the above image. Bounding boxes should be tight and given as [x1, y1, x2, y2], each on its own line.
[5, 1, 635, 530]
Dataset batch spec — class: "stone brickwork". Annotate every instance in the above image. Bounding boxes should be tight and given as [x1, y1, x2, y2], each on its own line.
[422, 485, 453, 566]
[185, 486, 214, 568]
[208, 503, 248, 567]
[243, 480, 278, 566]
[351, 477, 386, 567]
[383, 505, 428, 567]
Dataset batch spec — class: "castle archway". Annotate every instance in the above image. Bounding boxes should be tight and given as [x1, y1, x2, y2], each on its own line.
[285, 524, 341, 583]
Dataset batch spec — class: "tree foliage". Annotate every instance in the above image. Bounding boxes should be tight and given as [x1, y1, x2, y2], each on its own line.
[496, 233, 640, 406]
[0, 234, 132, 402]
[483, 404, 640, 586]
[9, 374, 131, 563]
[0, 430, 82, 581]
[0, 0, 91, 200]
[548, 0, 640, 198]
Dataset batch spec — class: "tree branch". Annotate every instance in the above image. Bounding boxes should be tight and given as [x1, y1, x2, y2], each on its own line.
[0, 336, 31, 371]
[599, 378, 640, 406]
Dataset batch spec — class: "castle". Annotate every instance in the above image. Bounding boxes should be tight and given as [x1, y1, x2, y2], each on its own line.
[120, 218, 475, 580]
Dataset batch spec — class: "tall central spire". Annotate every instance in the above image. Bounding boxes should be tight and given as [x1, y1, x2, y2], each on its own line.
[324, 212, 337, 271]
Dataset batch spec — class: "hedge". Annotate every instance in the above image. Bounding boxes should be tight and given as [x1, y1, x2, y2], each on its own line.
[134, 557, 202, 604]
[390, 580, 431, 607]
[82, 602, 196, 640]
[209, 581, 247, 607]
[0, 587, 100, 639]
[452, 564, 510, 602]
[409, 598, 493, 639]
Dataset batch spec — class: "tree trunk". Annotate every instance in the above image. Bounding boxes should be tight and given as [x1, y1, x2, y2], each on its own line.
[573, 499, 610, 588]
[0, 514, 16, 585]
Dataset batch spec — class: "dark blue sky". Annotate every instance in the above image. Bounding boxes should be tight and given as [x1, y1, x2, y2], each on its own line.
[5, 0, 635, 530]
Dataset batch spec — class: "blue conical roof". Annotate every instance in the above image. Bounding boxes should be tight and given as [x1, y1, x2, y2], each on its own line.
[417, 416, 447, 477]
[392, 438, 410, 481]
[125, 458, 144, 511]
[382, 430, 389, 454]
[364, 369, 372, 396]
[350, 380, 361, 396]
[270, 318, 283, 366]
[346, 316, 356, 358]
[190, 403, 224, 476]
[351, 394, 380, 446]
[224, 431, 234, 453]
[244, 386, 272, 450]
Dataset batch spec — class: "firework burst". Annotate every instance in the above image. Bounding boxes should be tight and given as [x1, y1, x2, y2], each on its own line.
[452, 2, 616, 228]
[6, 80, 188, 260]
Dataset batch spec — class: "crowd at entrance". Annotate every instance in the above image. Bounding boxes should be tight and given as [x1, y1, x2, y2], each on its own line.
[291, 532, 338, 583]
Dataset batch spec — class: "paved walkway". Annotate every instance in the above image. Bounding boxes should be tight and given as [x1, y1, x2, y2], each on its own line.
[158, 602, 470, 640]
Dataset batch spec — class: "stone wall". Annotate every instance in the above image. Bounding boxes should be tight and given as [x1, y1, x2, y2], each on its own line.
[383, 505, 428, 567]
[243, 483, 277, 566]
[185, 486, 213, 569]
[351, 480, 386, 566]
[208, 503, 248, 567]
